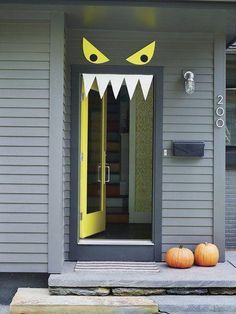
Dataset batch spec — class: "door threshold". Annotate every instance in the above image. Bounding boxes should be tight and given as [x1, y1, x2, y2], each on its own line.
[78, 239, 154, 246]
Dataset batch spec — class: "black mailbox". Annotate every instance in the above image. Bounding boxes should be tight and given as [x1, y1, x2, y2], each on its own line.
[172, 141, 205, 157]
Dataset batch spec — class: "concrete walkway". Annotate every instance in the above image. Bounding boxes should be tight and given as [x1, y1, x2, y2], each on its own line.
[151, 295, 236, 313]
[0, 306, 9, 314]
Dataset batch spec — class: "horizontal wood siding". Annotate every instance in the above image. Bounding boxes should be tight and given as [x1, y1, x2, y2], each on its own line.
[225, 170, 236, 248]
[64, 32, 71, 260]
[0, 21, 50, 272]
[67, 30, 214, 261]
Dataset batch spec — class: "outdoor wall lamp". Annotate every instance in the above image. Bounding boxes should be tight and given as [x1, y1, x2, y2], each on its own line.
[183, 71, 195, 95]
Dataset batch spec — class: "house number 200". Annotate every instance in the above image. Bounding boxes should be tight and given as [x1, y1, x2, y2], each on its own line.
[217, 95, 224, 105]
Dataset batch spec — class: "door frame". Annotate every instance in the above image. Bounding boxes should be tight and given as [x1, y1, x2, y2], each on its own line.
[69, 65, 163, 261]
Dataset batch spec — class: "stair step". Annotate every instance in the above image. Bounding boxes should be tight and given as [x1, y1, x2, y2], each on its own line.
[107, 142, 120, 152]
[10, 288, 158, 314]
[106, 207, 128, 214]
[151, 295, 236, 314]
[106, 184, 121, 196]
[107, 197, 128, 207]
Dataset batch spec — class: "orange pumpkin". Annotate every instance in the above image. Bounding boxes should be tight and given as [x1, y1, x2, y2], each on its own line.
[165, 245, 194, 269]
[194, 242, 219, 267]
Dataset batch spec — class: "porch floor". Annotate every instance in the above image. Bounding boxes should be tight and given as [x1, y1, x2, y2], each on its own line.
[49, 251, 236, 289]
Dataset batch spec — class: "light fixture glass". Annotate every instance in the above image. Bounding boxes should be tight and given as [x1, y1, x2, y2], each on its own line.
[183, 71, 195, 94]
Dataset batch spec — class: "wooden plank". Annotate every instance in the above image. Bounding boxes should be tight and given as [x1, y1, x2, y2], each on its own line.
[0, 156, 48, 166]
[5, 109, 42, 121]
[163, 166, 213, 175]
[0, 89, 49, 99]
[0, 118, 48, 127]
[0, 43, 50, 53]
[0, 69, 49, 80]
[163, 132, 213, 141]
[0, 165, 48, 175]
[0, 146, 48, 156]
[0, 137, 48, 146]
[164, 82, 213, 92]
[0, 79, 49, 89]
[0, 243, 47, 253]
[0, 223, 47, 233]
[0, 203, 47, 213]
[163, 191, 213, 201]
[163, 209, 213, 218]
[0, 253, 47, 263]
[164, 99, 213, 108]
[0, 233, 47, 243]
[163, 182, 213, 192]
[0, 175, 48, 184]
[163, 174, 213, 183]
[0, 52, 49, 62]
[164, 91, 213, 100]
[0, 98, 49, 107]
[163, 107, 213, 116]
[0, 127, 48, 137]
[163, 200, 213, 209]
[0, 194, 48, 203]
[163, 158, 213, 167]
[48, 12, 64, 273]
[0, 263, 47, 272]
[0, 184, 48, 194]
[163, 226, 212, 235]
[162, 235, 213, 244]
[163, 217, 213, 226]
[163, 115, 213, 124]
[0, 61, 49, 70]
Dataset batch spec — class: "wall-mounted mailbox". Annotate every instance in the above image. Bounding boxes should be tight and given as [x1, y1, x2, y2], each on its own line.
[172, 141, 205, 157]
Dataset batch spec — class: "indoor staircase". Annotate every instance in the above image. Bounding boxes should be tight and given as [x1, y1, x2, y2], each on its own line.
[106, 90, 129, 224]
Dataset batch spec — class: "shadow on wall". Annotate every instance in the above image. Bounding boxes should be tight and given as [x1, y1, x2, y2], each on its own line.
[0, 273, 48, 304]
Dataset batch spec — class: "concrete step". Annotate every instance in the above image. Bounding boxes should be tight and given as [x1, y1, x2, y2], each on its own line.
[151, 295, 236, 313]
[10, 288, 159, 314]
[49, 262, 236, 290]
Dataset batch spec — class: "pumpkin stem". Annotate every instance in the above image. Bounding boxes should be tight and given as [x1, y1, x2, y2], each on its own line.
[179, 245, 183, 249]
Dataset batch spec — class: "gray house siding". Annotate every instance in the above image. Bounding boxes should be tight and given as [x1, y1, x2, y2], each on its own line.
[0, 20, 50, 272]
[64, 31, 71, 261]
[66, 30, 216, 260]
[226, 170, 236, 248]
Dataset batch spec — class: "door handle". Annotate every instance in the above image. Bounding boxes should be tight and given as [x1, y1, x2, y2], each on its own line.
[105, 164, 111, 183]
[97, 164, 101, 182]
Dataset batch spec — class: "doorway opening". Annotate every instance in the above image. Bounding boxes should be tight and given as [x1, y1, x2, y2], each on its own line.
[79, 75, 154, 241]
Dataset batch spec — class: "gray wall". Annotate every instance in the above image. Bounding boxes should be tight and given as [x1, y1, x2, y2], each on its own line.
[0, 20, 50, 272]
[226, 170, 236, 249]
[65, 30, 215, 260]
[64, 32, 71, 261]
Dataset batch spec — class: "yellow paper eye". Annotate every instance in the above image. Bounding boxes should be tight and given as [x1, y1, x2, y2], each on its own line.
[82, 37, 110, 64]
[126, 41, 156, 65]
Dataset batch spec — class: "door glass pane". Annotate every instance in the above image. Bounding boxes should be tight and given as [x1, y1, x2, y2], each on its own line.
[87, 89, 102, 214]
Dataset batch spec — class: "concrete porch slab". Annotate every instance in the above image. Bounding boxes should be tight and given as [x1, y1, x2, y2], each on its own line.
[49, 261, 236, 288]
[10, 288, 158, 314]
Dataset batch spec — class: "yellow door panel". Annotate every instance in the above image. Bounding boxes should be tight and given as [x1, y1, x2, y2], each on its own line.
[79, 82, 107, 239]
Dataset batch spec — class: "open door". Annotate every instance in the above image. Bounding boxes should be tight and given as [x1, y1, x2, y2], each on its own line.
[79, 84, 107, 238]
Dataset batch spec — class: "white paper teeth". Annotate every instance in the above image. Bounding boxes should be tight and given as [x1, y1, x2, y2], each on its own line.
[82, 73, 96, 97]
[96, 74, 110, 98]
[82, 74, 153, 100]
[110, 75, 124, 99]
[139, 75, 153, 100]
[124, 75, 139, 100]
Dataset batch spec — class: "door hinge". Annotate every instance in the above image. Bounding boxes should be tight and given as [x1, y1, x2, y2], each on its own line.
[80, 153, 83, 161]
[80, 212, 83, 221]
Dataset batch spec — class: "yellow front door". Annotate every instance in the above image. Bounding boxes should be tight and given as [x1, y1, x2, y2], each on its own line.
[79, 84, 107, 239]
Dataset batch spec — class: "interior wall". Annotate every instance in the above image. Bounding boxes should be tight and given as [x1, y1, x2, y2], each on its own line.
[129, 83, 153, 223]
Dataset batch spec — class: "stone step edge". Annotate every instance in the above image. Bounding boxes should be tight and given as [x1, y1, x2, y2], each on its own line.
[49, 286, 236, 296]
[10, 288, 159, 314]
